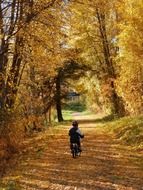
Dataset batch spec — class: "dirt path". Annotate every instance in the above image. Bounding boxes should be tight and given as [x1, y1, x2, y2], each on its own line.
[1, 114, 143, 190]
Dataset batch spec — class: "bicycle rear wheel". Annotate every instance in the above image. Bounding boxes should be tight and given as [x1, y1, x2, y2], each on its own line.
[72, 144, 78, 158]
[72, 149, 76, 158]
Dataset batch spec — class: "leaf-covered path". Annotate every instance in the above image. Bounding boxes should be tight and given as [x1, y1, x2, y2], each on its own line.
[2, 114, 143, 190]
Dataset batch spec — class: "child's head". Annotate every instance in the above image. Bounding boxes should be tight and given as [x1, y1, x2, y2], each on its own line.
[72, 120, 78, 128]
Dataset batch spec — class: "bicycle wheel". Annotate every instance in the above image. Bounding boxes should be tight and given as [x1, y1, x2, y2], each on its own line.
[72, 149, 76, 158]
[72, 144, 78, 158]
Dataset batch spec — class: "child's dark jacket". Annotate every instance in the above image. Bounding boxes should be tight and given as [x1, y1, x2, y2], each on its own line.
[69, 127, 84, 143]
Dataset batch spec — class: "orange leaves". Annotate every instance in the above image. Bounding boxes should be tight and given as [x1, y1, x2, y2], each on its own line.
[115, 0, 143, 115]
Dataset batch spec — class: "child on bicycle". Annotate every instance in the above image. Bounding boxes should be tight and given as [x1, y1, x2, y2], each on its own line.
[69, 120, 84, 152]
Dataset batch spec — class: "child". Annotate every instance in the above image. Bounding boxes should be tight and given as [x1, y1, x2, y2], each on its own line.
[69, 120, 84, 152]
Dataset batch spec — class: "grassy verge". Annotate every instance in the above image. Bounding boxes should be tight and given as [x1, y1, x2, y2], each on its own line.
[62, 110, 74, 121]
[102, 115, 143, 150]
[63, 102, 86, 112]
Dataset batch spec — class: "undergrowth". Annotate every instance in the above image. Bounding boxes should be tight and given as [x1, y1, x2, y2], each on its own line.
[103, 115, 143, 150]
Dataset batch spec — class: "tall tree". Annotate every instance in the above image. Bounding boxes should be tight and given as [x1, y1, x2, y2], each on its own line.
[116, 0, 143, 115]
[66, 0, 125, 116]
[0, 0, 59, 110]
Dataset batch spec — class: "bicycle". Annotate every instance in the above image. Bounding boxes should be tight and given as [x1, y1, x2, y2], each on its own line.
[71, 143, 80, 158]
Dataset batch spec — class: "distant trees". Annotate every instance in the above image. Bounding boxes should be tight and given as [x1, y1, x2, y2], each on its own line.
[55, 60, 88, 122]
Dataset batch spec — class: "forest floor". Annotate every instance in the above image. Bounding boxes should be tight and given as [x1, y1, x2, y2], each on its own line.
[1, 112, 143, 190]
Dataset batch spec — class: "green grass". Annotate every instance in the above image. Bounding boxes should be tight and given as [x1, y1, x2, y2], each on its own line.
[63, 102, 86, 112]
[103, 115, 143, 150]
[62, 101, 88, 121]
[62, 110, 74, 121]
[62, 110, 93, 123]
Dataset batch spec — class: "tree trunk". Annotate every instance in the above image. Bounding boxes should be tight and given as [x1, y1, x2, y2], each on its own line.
[0, 2, 8, 109]
[0, 43, 8, 109]
[5, 35, 23, 108]
[56, 76, 64, 122]
[96, 8, 125, 116]
[0, 0, 22, 109]
[48, 106, 52, 123]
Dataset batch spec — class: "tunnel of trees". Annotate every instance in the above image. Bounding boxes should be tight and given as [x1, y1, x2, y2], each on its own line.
[0, 0, 143, 170]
